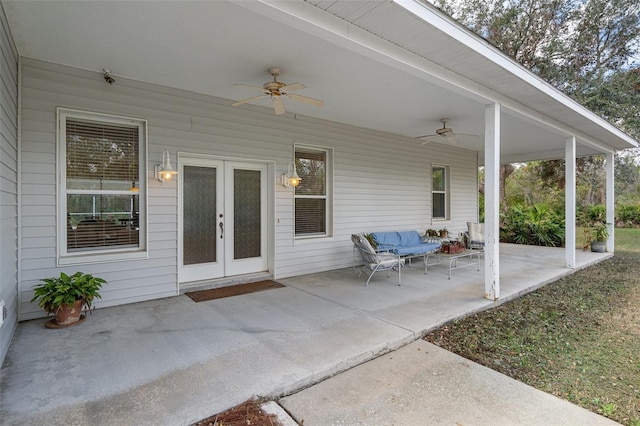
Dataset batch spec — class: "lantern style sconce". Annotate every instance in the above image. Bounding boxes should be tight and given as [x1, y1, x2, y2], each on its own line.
[155, 150, 178, 182]
[281, 162, 301, 188]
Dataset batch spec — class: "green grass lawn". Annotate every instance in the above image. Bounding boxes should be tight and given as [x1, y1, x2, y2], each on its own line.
[614, 227, 640, 253]
[425, 227, 640, 425]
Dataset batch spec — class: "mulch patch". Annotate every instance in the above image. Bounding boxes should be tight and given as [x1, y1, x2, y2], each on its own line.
[192, 399, 281, 426]
[185, 280, 285, 303]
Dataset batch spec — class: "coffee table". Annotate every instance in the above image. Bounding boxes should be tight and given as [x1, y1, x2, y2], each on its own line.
[424, 249, 481, 279]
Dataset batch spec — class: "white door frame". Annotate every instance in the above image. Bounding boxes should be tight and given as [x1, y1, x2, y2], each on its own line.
[177, 153, 275, 285]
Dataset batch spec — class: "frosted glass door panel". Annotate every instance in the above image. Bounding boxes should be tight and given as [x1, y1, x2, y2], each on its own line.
[183, 165, 217, 265]
[234, 169, 261, 260]
[224, 162, 268, 276]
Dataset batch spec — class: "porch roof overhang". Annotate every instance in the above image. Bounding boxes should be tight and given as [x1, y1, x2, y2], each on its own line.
[3, 0, 637, 162]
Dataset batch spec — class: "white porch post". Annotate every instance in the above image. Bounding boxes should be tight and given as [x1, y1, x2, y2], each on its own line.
[605, 152, 615, 252]
[484, 103, 500, 300]
[565, 136, 576, 268]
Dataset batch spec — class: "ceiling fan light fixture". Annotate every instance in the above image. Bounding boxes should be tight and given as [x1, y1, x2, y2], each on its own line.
[232, 67, 324, 115]
[416, 118, 478, 145]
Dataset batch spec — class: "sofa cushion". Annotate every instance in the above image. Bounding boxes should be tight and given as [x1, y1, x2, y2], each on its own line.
[393, 243, 441, 256]
[467, 222, 484, 242]
[371, 231, 441, 256]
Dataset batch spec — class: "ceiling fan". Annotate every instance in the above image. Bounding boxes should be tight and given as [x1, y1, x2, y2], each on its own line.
[416, 118, 479, 145]
[232, 67, 324, 115]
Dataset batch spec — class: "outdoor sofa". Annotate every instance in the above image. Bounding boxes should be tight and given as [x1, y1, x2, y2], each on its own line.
[351, 231, 441, 286]
[371, 231, 441, 258]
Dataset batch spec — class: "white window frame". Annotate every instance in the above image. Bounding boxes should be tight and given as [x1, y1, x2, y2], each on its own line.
[432, 164, 450, 221]
[57, 108, 148, 266]
[293, 144, 334, 240]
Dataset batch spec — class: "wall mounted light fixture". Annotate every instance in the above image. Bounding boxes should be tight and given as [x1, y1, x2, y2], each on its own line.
[155, 150, 178, 182]
[281, 162, 301, 188]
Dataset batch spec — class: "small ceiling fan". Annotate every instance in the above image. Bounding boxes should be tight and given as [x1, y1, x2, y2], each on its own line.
[416, 118, 479, 145]
[232, 67, 324, 115]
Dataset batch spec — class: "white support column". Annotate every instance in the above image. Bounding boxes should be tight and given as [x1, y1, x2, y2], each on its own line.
[605, 152, 615, 252]
[484, 103, 500, 300]
[565, 136, 576, 268]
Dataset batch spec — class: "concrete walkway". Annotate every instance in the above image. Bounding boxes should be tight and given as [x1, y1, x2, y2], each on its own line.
[0, 245, 614, 425]
[281, 340, 617, 425]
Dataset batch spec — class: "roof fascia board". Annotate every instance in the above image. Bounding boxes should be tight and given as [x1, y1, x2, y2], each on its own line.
[246, 1, 624, 152]
[396, 0, 637, 148]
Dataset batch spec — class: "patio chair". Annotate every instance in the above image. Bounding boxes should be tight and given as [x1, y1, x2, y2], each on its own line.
[351, 234, 405, 286]
[464, 222, 485, 250]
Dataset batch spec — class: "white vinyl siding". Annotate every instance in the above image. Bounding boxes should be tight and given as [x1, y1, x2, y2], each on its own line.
[0, 3, 19, 364]
[19, 58, 479, 319]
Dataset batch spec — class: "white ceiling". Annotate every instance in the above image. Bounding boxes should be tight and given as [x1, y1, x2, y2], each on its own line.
[3, 0, 636, 161]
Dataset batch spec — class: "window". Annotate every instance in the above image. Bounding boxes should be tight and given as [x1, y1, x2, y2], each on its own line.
[294, 145, 332, 238]
[432, 165, 449, 220]
[58, 109, 147, 264]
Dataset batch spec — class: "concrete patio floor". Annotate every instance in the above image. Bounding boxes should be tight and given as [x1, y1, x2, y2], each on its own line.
[0, 244, 611, 425]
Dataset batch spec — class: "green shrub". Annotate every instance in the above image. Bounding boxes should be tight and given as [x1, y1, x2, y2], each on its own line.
[583, 204, 606, 225]
[500, 203, 565, 247]
[615, 203, 640, 227]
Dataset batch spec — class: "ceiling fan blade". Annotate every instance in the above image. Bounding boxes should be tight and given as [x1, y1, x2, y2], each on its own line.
[416, 133, 437, 139]
[444, 135, 459, 145]
[232, 95, 268, 107]
[233, 83, 268, 92]
[281, 82, 306, 93]
[419, 135, 440, 145]
[287, 93, 324, 107]
[272, 95, 286, 115]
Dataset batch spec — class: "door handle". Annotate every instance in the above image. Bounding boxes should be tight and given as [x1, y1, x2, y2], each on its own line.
[219, 221, 224, 239]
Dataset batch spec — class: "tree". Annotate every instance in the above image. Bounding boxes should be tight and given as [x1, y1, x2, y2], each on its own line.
[434, 0, 640, 205]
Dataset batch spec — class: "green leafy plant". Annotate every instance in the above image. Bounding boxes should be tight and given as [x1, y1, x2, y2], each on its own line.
[426, 228, 438, 237]
[31, 272, 106, 315]
[363, 233, 377, 250]
[600, 402, 617, 417]
[500, 203, 565, 247]
[615, 203, 640, 227]
[591, 221, 612, 242]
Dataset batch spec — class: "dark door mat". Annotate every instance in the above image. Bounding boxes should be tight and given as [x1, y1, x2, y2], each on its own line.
[185, 280, 285, 302]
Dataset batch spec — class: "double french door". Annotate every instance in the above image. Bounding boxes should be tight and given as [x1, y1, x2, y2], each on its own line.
[179, 157, 268, 283]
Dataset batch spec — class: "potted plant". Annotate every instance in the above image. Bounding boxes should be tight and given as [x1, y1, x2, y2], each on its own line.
[31, 271, 106, 328]
[363, 233, 377, 250]
[439, 227, 449, 238]
[426, 228, 438, 237]
[589, 222, 611, 253]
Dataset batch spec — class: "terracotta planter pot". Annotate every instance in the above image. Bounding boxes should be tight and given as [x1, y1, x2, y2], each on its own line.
[54, 299, 84, 325]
